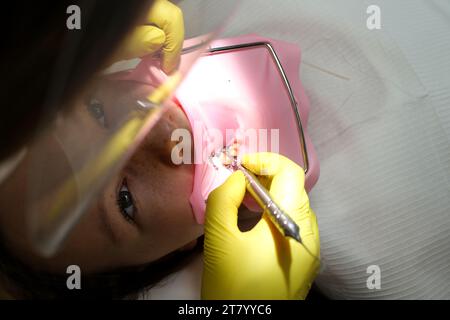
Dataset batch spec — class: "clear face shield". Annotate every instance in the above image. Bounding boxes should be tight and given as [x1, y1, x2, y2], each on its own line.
[23, 0, 239, 257]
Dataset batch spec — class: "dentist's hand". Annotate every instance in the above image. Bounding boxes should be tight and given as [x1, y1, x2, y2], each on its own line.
[202, 153, 320, 299]
[112, 0, 184, 73]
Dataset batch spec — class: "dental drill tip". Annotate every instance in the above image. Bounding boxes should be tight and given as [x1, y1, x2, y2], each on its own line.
[288, 232, 302, 244]
[285, 221, 302, 243]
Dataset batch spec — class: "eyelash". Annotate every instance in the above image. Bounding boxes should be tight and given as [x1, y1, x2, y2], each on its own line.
[116, 178, 136, 223]
[86, 97, 107, 128]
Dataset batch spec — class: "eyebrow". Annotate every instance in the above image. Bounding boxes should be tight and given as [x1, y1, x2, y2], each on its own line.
[96, 199, 120, 245]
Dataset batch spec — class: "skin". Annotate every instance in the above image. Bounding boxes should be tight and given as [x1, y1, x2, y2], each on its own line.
[0, 79, 202, 274]
[0, 79, 260, 279]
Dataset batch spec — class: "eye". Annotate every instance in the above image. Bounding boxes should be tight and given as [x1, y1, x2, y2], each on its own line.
[116, 179, 135, 223]
[86, 97, 106, 127]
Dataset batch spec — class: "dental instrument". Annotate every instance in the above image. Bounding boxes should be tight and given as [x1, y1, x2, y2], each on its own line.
[210, 147, 302, 243]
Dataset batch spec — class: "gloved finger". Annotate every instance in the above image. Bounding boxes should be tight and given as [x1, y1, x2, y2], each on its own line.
[147, 0, 184, 73]
[298, 209, 321, 287]
[311, 209, 319, 240]
[242, 152, 307, 211]
[270, 160, 307, 215]
[242, 153, 311, 233]
[115, 25, 166, 61]
[205, 170, 246, 235]
[297, 208, 319, 256]
[241, 152, 301, 179]
[306, 209, 320, 257]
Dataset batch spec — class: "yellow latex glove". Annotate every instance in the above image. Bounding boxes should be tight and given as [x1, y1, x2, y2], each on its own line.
[113, 0, 184, 73]
[202, 153, 320, 299]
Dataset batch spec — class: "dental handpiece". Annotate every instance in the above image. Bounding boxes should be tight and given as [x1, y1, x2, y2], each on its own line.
[236, 163, 302, 243]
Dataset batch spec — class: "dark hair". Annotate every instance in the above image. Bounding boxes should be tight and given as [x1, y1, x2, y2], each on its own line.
[0, 0, 152, 161]
[0, 233, 204, 299]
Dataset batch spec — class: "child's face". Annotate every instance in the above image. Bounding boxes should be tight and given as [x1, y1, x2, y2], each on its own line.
[0, 80, 203, 274]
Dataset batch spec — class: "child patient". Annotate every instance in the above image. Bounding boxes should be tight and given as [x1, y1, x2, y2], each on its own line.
[0, 35, 318, 298]
[0, 79, 206, 298]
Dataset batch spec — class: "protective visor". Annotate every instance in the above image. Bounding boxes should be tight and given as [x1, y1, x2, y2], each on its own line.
[24, 0, 238, 257]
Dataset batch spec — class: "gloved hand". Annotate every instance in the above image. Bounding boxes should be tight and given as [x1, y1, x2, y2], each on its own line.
[202, 152, 320, 299]
[112, 0, 184, 73]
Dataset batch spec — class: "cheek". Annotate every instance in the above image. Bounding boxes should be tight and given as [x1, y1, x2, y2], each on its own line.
[135, 165, 203, 260]
[136, 162, 196, 230]
[157, 166, 194, 222]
